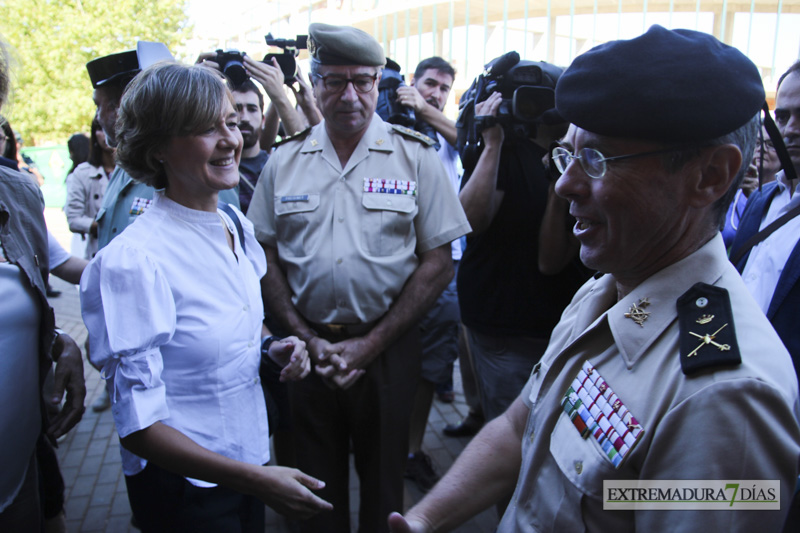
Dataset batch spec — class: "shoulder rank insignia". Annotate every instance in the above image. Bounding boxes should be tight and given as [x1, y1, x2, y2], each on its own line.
[390, 124, 436, 147]
[271, 126, 312, 150]
[677, 283, 741, 375]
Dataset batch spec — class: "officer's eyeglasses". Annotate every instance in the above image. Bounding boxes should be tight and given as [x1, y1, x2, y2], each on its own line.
[314, 73, 378, 94]
[551, 144, 699, 179]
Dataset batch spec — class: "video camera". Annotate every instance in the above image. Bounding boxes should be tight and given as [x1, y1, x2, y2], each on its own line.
[376, 58, 416, 128]
[264, 33, 308, 84]
[215, 49, 248, 88]
[456, 51, 563, 173]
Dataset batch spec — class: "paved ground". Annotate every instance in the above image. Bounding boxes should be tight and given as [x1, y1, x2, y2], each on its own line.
[45, 208, 499, 533]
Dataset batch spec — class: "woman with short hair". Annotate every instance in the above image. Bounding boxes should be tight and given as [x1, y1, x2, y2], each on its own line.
[80, 62, 332, 532]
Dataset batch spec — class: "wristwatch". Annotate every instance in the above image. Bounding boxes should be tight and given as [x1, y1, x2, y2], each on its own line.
[261, 335, 282, 355]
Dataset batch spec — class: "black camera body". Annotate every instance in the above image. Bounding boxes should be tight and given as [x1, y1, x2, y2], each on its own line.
[457, 51, 563, 173]
[263, 33, 308, 84]
[215, 49, 248, 88]
[376, 58, 416, 128]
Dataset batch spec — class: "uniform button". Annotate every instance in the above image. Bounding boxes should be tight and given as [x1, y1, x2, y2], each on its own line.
[254, 377, 259, 384]
[243, 305, 249, 311]
[338, 300, 346, 307]
[338, 216, 344, 223]
[386, 200, 392, 206]
[574, 461, 583, 475]
[336, 258, 343, 264]
[112, 228, 117, 233]
[248, 341, 254, 348]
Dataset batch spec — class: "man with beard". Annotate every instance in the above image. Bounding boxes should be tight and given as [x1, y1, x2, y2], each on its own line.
[231, 80, 269, 214]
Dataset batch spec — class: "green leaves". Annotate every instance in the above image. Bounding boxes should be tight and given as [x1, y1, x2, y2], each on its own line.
[0, 0, 190, 143]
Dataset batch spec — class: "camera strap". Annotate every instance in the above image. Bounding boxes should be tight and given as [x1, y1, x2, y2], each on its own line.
[239, 171, 255, 192]
[729, 198, 800, 266]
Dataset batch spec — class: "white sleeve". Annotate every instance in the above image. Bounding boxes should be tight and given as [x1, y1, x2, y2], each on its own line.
[47, 230, 71, 269]
[80, 243, 176, 437]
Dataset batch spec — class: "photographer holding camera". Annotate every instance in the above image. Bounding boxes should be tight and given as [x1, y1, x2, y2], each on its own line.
[455, 57, 590, 515]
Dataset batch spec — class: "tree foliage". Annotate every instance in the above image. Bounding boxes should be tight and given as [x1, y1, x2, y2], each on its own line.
[0, 0, 191, 143]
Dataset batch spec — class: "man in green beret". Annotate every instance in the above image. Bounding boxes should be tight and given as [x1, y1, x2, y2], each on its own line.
[389, 25, 800, 533]
[247, 23, 470, 533]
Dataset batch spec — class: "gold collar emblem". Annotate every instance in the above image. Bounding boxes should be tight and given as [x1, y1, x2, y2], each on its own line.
[624, 298, 651, 327]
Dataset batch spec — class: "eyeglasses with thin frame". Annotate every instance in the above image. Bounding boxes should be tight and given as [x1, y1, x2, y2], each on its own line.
[313, 73, 378, 94]
[551, 144, 702, 179]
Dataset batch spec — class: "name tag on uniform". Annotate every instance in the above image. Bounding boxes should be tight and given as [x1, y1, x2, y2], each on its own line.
[560, 361, 645, 468]
[129, 197, 152, 216]
[363, 178, 417, 196]
[280, 195, 310, 203]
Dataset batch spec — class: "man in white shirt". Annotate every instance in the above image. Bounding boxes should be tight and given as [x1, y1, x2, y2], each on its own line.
[730, 61, 800, 380]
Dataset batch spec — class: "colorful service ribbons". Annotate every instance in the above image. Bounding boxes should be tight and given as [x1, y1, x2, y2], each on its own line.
[363, 178, 417, 196]
[561, 360, 645, 469]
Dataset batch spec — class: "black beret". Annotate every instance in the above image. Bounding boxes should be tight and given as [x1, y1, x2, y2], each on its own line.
[555, 25, 765, 143]
[86, 50, 139, 88]
[86, 42, 174, 89]
[307, 23, 385, 67]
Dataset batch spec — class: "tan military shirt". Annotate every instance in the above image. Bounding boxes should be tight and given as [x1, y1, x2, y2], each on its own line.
[247, 115, 470, 324]
[499, 234, 800, 532]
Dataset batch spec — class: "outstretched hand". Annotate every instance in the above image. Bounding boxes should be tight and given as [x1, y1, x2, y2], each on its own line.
[252, 465, 333, 520]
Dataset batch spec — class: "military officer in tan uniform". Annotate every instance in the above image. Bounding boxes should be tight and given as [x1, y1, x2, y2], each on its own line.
[247, 23, 470, 533]
[389, 26, 800, 533]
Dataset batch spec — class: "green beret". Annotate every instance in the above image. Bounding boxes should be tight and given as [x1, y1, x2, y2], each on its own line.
[308, 23, 385, 67]
[555, 25, 765, 143]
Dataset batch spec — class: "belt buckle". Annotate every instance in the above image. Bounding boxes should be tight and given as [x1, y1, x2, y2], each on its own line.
[325, 324, 348, 335]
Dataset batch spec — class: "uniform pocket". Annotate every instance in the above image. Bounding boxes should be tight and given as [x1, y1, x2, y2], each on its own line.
[361, 193, 417, 256]
[549, 410, 618, 500]
[274, 194, 321, 257]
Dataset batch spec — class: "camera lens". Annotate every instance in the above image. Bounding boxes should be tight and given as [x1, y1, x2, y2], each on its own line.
[224, 62, 248, 87]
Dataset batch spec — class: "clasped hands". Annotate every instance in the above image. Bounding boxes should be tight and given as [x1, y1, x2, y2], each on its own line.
[307, 336, 378, 390]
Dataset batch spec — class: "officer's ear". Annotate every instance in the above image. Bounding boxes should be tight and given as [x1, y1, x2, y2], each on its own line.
[685, 144, 742, 209]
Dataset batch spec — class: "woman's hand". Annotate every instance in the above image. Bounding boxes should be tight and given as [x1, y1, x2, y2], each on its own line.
[267, 336, 311, 381]
[250, 465, 333, 520]
[121, 423, 332, 520]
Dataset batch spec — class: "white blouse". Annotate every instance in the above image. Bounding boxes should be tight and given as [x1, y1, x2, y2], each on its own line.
[80, 192, 270, 485]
